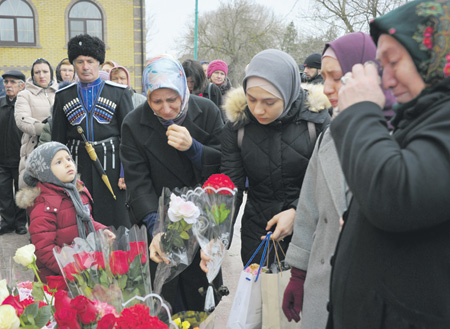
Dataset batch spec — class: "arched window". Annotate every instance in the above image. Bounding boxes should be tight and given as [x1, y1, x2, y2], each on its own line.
[0, 0, 35, 45]
[69, 1, 103, 40]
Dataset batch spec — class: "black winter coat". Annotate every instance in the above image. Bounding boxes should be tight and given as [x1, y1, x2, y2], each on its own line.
[327, 79, 450, 328]
[52, 81, 133, 228]
[221, 87, 330, 264]
[0, 96, 22, 167]
[120, 95, 224, 312]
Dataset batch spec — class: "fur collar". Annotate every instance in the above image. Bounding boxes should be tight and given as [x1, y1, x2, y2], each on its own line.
[223, 84, 331, 124]
[15, 179, 85, 209]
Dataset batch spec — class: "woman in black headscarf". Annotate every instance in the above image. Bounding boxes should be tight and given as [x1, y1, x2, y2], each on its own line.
[326, 1, 450, 327]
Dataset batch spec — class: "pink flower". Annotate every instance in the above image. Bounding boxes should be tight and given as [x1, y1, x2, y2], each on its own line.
[423, 38, 433, 49]
[93, 299, 119, 318]
[168, 194, 200, 224]
[443, 62, 450, 77]
[389, 28, 396, 34]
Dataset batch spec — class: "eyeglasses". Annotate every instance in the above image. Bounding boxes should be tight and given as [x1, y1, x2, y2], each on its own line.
[3, 79, 21, 84]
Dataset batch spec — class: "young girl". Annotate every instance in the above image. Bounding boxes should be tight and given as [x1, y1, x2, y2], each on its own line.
[16, 142, 110, 282]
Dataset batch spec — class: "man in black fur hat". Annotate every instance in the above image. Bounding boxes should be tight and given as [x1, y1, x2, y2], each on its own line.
[51, 34, 132, 228]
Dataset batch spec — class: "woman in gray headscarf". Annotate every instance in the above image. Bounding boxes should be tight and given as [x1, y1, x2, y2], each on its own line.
[220, 49, 331, 264]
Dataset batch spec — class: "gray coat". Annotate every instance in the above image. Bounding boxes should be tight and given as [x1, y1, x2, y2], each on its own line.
[285, 128, 351, 329]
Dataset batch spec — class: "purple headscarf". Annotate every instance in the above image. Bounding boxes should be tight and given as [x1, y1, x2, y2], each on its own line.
[323, 32, 395, 125]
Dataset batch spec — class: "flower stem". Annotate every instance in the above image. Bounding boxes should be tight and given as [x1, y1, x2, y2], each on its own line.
[30, 262, 52, 312]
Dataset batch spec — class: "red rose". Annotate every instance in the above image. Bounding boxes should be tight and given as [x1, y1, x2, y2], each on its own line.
[55, 308, 80, 329]
[19, 298, 35, 309]
[109, 250, 130, 276]
[46, 275, 67, 291]
[71, 295, 98, 325]
[62, 262, 79, 281]
[2, 295, 24, 316]
[74, 251, 96, 271]
[94, 251, 106, 269]
[203, 174, 236, 195]
[128, 241, 147, 264]
[97, 313, 117, 329]
[54, 290, 72, 313]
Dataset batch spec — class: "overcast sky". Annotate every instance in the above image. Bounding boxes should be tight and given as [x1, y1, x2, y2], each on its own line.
[145, 0, 305, 58]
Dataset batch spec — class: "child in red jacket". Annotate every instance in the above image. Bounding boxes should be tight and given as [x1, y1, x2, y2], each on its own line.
[16, 142, 113, 282]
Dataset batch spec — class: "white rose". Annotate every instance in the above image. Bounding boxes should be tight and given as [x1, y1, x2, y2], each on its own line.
[0, 305, 20, 329]
[0, 280, 9, 304]
[168, 194, 200, 224]
[13, 244, 36, 267]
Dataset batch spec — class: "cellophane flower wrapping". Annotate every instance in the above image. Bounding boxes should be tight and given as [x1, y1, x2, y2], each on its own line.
[53, 225, 152, 313]
[99, 225, 152, 309]
[188, 174, 237, 312]
[152, 187, 201, 296]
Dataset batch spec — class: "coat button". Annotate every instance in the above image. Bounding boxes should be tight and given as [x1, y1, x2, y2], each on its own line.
[321, 258, 325, 264]
[327, 301, 332, 312]
[324, 217, 328, 223]
[46, 207, 50, 210]
[54, 208, 57, 211]
[330, 254, 335, 266]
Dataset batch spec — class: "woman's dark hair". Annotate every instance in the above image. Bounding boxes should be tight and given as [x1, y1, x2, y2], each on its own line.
[182, 59, 207, 95]
[31, 58, 54, 84]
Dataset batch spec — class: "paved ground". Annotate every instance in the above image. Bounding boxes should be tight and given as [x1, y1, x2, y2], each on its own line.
[0, 195, 246, 328]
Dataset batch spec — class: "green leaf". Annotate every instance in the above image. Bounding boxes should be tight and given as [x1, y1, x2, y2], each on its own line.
[100, 269, 109, 286]
[180, 231, 190, 240]
[31, 282, 44, 302]
[118, 274, 128, 289]
[23, 302, 39, 318]
[35, 305, 52, 328]
[19, 325, 40, 329]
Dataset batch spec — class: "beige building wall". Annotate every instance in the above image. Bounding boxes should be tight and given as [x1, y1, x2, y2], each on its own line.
[0, 0, 146, 92]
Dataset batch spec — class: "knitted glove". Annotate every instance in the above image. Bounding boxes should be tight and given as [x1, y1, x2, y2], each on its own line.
[282, 267, 307, 322]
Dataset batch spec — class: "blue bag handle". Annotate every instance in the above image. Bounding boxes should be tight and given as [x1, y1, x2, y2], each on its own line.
[243, 232, 272, 282]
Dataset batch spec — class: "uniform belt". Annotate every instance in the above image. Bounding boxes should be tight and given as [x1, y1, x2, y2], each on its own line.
[68, 136, 119, 171]
[91, 136, 119, 145]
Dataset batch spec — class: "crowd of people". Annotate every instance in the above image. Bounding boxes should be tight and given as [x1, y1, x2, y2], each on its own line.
[1, 0, 450, 326]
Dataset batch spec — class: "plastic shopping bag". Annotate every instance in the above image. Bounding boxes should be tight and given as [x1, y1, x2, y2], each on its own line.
[227, 233, 272, 329]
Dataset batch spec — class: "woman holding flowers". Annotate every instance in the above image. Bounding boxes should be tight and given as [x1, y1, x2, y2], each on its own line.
[120, 55, 224, 312]
[221, 49, 330, 264]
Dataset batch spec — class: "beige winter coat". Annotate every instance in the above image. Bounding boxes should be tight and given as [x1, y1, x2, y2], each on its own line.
[15, 77, 58, 188]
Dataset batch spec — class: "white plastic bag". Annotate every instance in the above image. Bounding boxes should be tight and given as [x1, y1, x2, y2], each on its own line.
[227, 233, 272, 329]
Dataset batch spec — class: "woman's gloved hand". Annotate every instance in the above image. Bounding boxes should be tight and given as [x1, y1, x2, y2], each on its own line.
[282, 267, 307, 322]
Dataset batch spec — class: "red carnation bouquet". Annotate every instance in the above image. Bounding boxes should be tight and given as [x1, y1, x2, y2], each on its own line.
[188, 174, 237, 312]
[53, 225, 151, 312]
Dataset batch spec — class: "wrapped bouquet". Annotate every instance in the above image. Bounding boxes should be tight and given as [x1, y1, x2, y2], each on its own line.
[53, 225, 151, 312]
[152, 187, 201, 296]
[188, 174, 237, 312]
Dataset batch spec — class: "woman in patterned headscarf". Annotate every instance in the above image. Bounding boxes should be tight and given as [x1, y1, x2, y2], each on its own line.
[120, 55, 224, 313]
[326, 1, 450, 328]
